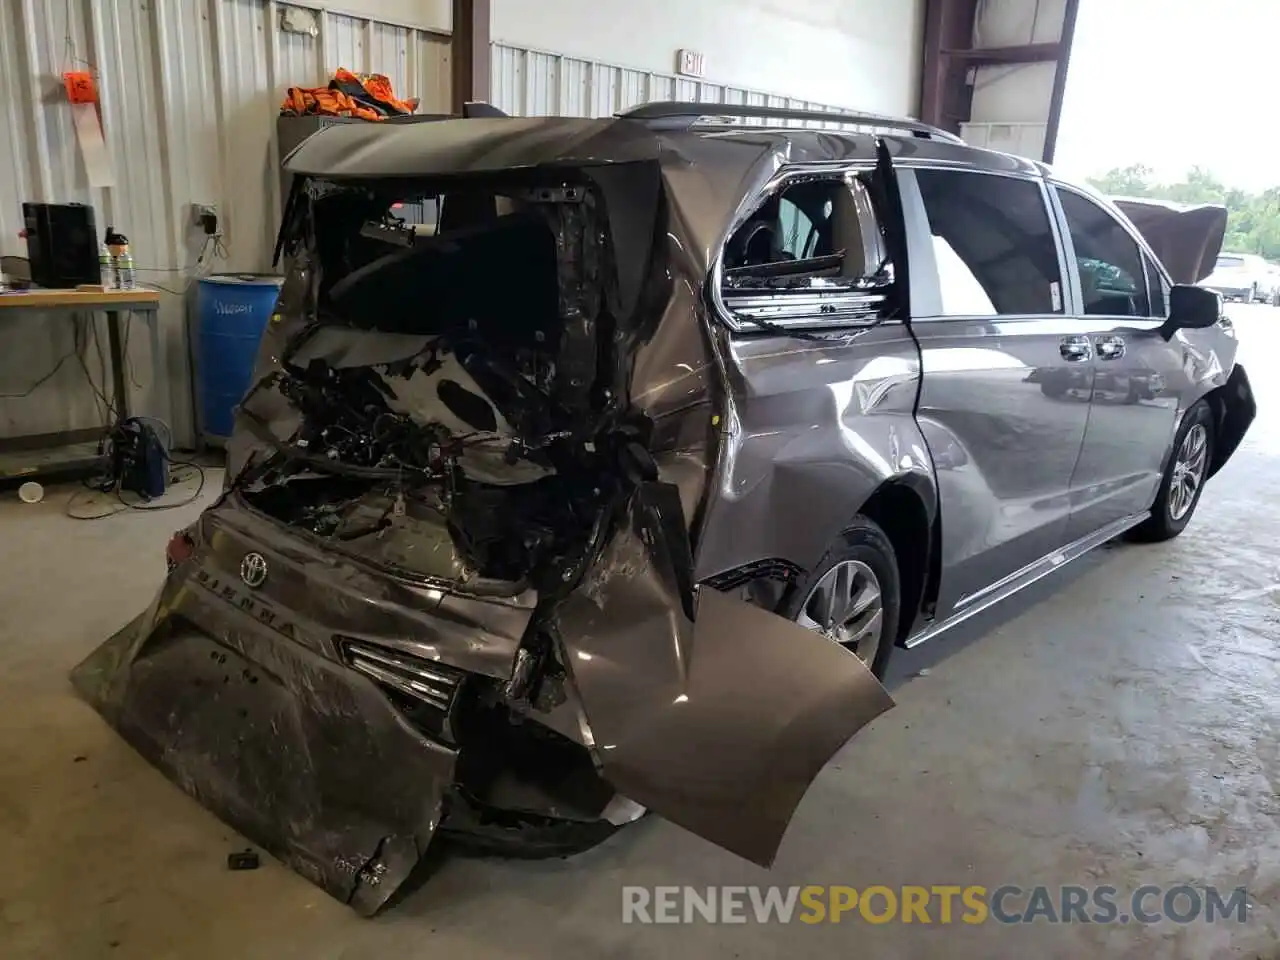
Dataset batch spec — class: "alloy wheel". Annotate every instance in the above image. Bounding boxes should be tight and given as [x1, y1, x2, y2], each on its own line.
[1169, 423, 1209, 521]
[795, 559, 884, 667]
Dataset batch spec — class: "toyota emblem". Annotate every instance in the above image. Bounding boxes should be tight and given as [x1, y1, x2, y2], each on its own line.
[240, 552, 268, 588]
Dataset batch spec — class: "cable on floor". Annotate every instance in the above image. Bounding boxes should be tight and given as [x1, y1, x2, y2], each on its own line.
[64, 416, 208, 520]
[65, 459, 207, 520]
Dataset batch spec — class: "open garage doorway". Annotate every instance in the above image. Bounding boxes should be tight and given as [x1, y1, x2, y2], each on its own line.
[1056, 0, 1280, 279]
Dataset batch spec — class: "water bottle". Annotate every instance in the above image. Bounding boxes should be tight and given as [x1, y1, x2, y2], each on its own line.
[97, 240, 117, 289]
[116, 249, 136, 291]
[105, 227, 133, 290]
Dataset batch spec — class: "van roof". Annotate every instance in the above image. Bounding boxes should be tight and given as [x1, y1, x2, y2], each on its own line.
[283, 105, 1046, 181]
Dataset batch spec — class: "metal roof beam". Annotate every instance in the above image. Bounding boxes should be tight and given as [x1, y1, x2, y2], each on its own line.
[943, 41, 1062, 65]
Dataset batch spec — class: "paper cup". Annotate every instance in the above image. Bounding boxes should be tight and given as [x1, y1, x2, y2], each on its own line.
[18, 481, 43, 504]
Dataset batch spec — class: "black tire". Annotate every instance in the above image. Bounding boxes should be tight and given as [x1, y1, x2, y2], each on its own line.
[1129, 400, 1215, 542]
[1041, 378, 1067, 399]
[778, 516, 901, 679]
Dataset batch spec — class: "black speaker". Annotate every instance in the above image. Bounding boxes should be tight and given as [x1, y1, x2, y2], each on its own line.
[22, 202, 101, 288]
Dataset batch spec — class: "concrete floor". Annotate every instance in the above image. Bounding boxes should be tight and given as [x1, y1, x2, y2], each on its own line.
[3, 307, 1279, 959]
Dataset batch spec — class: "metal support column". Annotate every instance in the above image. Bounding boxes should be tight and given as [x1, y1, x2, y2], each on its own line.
[918, 0, 1082, 163]
[451, 0, 491, 112]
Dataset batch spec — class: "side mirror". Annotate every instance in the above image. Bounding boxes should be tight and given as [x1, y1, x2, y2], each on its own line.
[1160, 284, 1221, 340]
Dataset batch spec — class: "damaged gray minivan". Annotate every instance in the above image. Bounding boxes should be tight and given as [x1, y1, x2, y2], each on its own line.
[74, 102, 1255, 914]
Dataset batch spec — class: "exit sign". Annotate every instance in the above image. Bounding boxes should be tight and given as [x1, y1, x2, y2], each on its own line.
[677, 49, 706, 78]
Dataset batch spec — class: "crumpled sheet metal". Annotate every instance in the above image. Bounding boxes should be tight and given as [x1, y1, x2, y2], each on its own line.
[70, 575, 456, 916]
[202, 502, 535, 678]
[554, 483, 894, 867]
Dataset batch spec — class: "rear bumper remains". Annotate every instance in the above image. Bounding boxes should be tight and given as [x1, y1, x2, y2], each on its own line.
[71, 587, 454, 916]
[70, 496, 534, 914]
[73, 491, 894, 914]
[1208, 363, 1255, 479]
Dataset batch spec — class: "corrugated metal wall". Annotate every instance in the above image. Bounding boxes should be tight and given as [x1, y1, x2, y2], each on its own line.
[959, 121, 1047, 163]
[0, 0, 450, 447]
[490, 42, 850, 123]
[960, 0, 1069, 161]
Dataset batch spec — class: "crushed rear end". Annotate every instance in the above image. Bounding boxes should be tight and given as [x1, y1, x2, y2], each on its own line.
[73, 116, 893, 913]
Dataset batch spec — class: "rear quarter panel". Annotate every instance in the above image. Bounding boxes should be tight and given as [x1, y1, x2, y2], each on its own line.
[693, 322, 934, 581]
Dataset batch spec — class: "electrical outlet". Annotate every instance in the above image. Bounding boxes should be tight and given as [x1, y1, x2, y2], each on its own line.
[191, 203, 218, 236]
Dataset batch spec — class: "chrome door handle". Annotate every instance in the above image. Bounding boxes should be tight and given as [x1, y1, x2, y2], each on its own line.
[1095, 335, 1126, 360]
[1059, 335, 1092, 362]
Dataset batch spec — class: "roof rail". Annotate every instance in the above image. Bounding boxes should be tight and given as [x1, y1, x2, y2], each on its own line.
[617, 101, 964, 143]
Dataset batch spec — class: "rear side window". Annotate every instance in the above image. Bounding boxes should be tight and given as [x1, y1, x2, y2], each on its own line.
[719, 172, 891, 331]
[1057, 189, 1151, 317]
[916, 169, 1062, 316]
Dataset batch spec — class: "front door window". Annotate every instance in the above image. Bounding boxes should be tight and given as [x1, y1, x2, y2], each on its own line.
[1057, 190, 1152, 317]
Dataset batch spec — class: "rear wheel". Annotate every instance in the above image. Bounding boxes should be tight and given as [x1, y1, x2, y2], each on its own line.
[1041, 378, 1067, 399]
[1130, 400, 1214, 542]
[781, 517, 900, 679]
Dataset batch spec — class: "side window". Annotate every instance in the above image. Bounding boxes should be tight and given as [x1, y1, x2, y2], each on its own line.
[915, 169, 1063, 317]
[720, 173, 889, 330]
[1057, 189, 1151, 317]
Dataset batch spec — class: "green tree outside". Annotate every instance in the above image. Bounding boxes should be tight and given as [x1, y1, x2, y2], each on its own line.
[1088, 165, 1280, 260]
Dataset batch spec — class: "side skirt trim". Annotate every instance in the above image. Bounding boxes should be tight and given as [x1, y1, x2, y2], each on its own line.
[904, 512, 1146, 649]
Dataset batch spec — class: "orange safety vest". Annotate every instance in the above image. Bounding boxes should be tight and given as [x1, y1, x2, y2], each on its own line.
[281, 68, 416, 121]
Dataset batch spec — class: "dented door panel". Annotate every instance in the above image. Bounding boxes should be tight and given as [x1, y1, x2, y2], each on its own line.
[911, 316, 1093, 613]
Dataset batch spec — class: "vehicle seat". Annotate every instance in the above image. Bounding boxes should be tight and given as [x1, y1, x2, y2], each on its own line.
[727, 218, 784, 267]
[1079, 260, 1135, 316]
[829, 183, 868, 278]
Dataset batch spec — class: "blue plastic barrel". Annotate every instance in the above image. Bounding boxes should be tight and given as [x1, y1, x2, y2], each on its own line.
[197, 274, 283, 438]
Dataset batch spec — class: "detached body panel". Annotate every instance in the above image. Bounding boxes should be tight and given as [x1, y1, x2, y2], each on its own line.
[71, 565, 456, 916]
